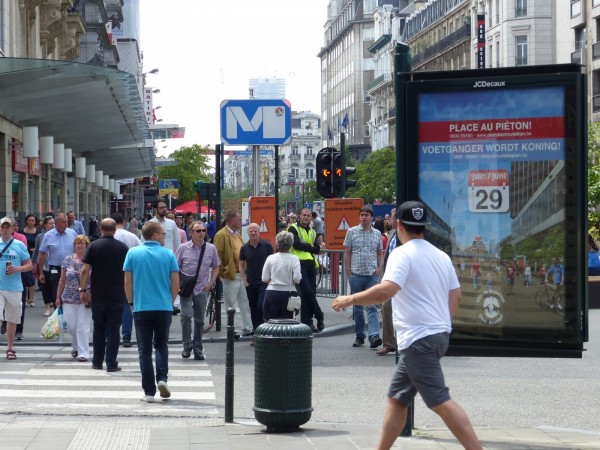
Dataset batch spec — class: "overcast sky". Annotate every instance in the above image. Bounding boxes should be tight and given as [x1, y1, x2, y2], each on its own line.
[139, 0, 326, 157]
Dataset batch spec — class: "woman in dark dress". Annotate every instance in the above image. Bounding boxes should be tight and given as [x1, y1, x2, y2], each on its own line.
[22, 214, 39, 307]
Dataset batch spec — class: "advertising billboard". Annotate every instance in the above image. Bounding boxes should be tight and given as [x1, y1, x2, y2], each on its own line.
[404, 65, 587, 356]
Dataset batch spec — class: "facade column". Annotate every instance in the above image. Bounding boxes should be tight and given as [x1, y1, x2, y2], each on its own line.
[43, 165, 51, 214]
[60, 172, 67, 213]
[0, 133, 11, 217]
[18, 172, 28, 222]
[34, 171, 42, 218]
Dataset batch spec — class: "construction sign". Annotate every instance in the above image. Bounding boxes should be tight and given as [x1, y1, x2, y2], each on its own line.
[324, 198, 363, 249]
[249, 196, 276, 245]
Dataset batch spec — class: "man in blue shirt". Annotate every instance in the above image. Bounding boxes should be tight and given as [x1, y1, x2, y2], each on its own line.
[124, 221, 179, 403]
[0, 217, 32, 360]
[67, 211, 85, 235]
[38, 213, 77, 313]
[546, 258, 564, 285]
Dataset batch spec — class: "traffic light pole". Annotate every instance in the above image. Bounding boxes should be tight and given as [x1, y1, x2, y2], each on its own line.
[274, 145, 280, 215]
[340, 132, 346, 198]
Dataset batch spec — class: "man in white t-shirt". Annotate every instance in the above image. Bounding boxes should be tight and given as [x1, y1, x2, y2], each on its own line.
[112, 212, 141, 348]
[333, 201, 481, 450]
[145, 201, 181, 252]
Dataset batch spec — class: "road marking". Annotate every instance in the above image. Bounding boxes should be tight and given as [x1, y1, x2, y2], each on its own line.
[0, 389, 215, 400]
[23, 369, 212, 377]
[0, 379, 213, 388]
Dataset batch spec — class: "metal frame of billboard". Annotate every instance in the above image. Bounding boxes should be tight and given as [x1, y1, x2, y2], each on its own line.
[402, 64, 587, 357]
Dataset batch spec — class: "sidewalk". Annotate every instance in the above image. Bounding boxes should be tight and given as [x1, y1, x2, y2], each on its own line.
[1, 415, 599, 449]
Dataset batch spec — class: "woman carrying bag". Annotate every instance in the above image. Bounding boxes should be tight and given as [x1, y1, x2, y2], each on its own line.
[55, 235, 92, 362]
[261, 231, 302, 321]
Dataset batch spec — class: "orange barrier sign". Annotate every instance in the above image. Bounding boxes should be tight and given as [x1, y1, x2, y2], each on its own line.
[324, 198, 363, 249]
[249, 196, 276, 245]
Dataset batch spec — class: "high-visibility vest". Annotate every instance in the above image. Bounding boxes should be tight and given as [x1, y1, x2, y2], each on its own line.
[288, 223, 319, 268]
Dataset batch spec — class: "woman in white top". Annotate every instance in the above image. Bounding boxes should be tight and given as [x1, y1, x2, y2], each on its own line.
[261, 231, 302, 320]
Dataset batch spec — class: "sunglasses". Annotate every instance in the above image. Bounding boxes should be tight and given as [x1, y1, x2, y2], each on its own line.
[193, 229, 207, 233]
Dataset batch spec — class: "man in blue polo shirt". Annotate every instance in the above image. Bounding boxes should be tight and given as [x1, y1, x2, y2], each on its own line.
[124, 221, 179, 403]
[38, 213, 77, 314]
[0, 217, 32, 360]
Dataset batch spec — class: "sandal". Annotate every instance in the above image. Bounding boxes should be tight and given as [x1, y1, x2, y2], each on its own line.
[6, 349, 17, 360]
[71, 351, 78, 358]
[78, 357, 88, 362]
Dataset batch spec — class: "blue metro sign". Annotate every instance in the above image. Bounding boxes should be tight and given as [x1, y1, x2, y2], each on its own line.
[220, 99, 292, 145]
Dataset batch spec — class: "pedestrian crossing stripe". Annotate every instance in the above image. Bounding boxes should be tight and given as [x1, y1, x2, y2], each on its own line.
[0, 346, 219, 417]
[260, 217, 268, 232]
[337, 216, 351, 230]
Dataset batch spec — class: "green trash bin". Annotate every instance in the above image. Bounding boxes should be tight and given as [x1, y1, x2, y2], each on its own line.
[253, 319, 313, 432]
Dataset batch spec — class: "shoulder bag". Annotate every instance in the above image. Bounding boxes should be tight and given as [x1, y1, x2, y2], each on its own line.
[179, 243, 206, 298]
[286, 256, 301, 312]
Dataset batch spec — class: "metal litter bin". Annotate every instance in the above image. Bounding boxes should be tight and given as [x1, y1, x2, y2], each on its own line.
[253, 319, 313, 432]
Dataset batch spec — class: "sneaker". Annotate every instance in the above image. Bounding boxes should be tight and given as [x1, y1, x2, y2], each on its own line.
[369, 336, 383, 349]
[106, 366, 122, 373]
[242, 330, 254, 337]
[352, 337, 365, 347]
[122, 338, 132, 348]
[92, 364, 103, 370]
[140, 395, 155, 403]
[157, 380, 171, 399]
[194, 351, 205, 361]
[15, 331, 23, 341]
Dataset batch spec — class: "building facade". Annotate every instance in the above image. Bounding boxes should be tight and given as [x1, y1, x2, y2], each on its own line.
[0, 0, 153, 224]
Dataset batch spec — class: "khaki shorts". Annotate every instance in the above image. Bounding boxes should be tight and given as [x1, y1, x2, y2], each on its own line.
[0, 290, 23, 324]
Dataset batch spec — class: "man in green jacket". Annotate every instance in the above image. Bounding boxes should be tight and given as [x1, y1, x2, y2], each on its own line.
[212, 210, 253, 337]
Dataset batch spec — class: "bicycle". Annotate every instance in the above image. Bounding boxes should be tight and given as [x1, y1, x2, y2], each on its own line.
[203, 284, 218, 332]
[534, 282, 565, 316]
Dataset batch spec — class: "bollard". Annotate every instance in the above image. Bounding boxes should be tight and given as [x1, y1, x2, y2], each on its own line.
[224, 307, 235, 423]
[253, 319, 313, 432]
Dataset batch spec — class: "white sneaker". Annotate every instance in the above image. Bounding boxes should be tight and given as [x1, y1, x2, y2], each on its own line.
[140, 395, 155, 403]
[157, 380, 171, 399]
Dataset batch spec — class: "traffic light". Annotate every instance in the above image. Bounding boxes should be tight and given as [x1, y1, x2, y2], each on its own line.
[332, 152, 356, 194]
[316, 148, 335, 198]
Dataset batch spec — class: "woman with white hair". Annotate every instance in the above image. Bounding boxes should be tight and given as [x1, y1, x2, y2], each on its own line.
[261, 231, 302, 320]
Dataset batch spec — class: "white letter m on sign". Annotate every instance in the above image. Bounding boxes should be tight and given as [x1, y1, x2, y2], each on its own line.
[226, 106, 285, 140]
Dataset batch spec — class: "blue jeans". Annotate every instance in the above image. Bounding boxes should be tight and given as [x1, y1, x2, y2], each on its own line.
[349, 273, 380, 339]
[180, 292, 207, 353]
[122, 303, 133, 339]
[133, 310, 172, 396]
[91, 301, 124, 369]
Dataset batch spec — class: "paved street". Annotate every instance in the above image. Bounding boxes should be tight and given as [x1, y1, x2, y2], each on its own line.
[0, 291, 599, 448]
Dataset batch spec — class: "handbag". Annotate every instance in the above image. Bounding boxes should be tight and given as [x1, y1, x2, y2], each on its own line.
[179, 243, 206, 298]
[286, 258, 301, 312]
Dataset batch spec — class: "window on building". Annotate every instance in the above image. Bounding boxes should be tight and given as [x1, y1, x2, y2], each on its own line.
[516, 35, 528, 66]
[291, 146, 299, 155]
[594, 0, 600, 9]
[571, 0, 581, 18]
[306, 167, 314, 180]
[306, 146, 313, 156]
[495, 43, 500, 68]
[515, 0, 527, 17]
[575, 27, 586, 51]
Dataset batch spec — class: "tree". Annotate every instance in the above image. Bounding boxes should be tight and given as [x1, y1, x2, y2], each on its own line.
[346, 147, 396, 203]
[589, 122, 600, 239]
[157, 144, 213, 202]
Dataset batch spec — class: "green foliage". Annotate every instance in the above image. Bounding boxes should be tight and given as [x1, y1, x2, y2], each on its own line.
[346, 147, 396, 203]
[157, 145, 212, 202]
[588, 122, 600, 239]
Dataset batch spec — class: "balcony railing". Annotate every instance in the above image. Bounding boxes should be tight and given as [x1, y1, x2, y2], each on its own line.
[290, 154, 302, 161]
[516, 56, 528, 66]
[593, 95, 600, 113]
[594, 43, 600, 60]
[367, 73, 391, 92]
[515, 7, 527, 17]
[571, 49, 583, 64]
[411, 25, 470, 66]
[571, 0, 581, 18]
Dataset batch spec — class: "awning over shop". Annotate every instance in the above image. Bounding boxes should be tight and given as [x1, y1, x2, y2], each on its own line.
[0, 58, 153, 178]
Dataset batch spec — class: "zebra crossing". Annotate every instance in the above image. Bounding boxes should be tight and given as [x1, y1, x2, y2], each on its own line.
[0, 345, 220, 417]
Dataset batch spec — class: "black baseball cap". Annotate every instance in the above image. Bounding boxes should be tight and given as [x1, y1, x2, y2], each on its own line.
[397, 201, 430, 226]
